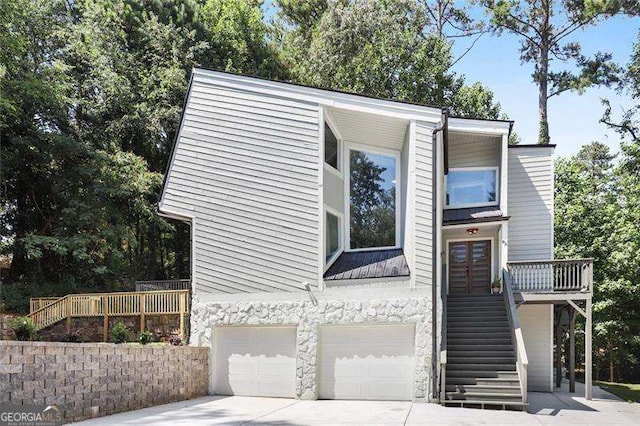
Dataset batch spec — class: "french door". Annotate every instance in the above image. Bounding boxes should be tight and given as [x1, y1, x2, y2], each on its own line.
[448, 240, 492, 295]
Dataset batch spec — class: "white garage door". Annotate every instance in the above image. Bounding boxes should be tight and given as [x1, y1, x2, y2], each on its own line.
[319, 324, 415, 401]
[215, 326, 296, 398]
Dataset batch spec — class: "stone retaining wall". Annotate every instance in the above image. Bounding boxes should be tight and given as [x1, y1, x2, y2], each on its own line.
[0, 341, 209, 422]
[190, 295, 432, 400]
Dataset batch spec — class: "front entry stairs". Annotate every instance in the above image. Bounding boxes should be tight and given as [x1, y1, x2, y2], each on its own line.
[444, 294, 526, 409]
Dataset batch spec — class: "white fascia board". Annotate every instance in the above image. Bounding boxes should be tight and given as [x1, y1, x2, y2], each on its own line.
[448, 117, 511, 135]
[192, 68, 443, 123]
[157, 206, 194, 223]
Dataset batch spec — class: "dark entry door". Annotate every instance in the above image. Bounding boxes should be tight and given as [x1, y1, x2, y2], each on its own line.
[449, 240, 491, 295]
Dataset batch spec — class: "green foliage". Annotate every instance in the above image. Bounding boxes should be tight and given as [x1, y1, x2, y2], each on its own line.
[137, 330, 155, 345]
[276, 0, 506, 119]
[8, 316, 37, 341]
[555, 141, 640, 382]
[480, 0, 640, 144]
[109, 322, 130, 344]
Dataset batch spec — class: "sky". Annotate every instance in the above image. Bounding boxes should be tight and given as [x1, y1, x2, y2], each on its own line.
[449, 11, 639, 157]
[263, 2, 639, 158]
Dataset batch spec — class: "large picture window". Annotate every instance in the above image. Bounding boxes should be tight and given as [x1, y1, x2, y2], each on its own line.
[446, 168, 498, 208]
[348, 148, 399, 250]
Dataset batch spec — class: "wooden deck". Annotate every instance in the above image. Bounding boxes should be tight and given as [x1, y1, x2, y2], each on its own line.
[29, 289, 189, 341]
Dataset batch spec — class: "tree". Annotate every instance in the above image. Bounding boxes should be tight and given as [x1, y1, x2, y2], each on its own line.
[277, 0, 506, 119]
[0, 0, 286, 311]
[480, 0, 640, 144]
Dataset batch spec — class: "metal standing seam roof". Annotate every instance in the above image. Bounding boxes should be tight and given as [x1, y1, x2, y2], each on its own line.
[323, 248, 410, 281]
[443, 206, 509, 225]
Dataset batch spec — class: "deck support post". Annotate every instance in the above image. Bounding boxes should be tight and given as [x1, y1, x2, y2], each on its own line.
[140, 293, 146, 333]
[66, 298, 71, 334]
[179, 292, 186, 340]
[569, 307, 576, 393]
[555, 307, 563, 388]
[103, 315, 109, 342]
[585, 298, 593, 400]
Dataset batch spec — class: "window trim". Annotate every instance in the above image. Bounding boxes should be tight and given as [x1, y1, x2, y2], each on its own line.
[324, 205, 344, 271]
[444, 166, 500, 210]
[323, 112, 343, 176]
[344, 143, 402, 252]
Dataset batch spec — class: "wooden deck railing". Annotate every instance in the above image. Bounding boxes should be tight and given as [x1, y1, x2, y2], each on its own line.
[507, 259, 593, 293]
[28, 290, 189, 339]
[30, 297, 60, 313]
[135, 279, 191, 292]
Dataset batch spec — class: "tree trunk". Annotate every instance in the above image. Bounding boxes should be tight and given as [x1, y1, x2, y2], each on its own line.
[609, 356, 615, 382]
[538, 1, 551, 145]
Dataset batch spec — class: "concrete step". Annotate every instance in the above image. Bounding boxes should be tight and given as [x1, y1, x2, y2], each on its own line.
[448, 357, 516, 365]
[445, 384, 521, 395]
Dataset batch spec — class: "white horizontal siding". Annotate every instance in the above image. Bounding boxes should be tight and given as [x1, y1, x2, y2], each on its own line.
[518, 304, 553, 392]
[508, 148, 554, 261]
[414, 121, 434, 287]
[161, 78, 320, 294]
[448, 132, 500, 168]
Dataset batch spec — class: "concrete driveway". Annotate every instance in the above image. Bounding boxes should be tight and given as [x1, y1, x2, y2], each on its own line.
[74, 382, 639, 425]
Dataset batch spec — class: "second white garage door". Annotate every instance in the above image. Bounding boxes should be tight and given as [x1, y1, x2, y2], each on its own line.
[215, 326, 296, 398]
[319, 324, 415, 401]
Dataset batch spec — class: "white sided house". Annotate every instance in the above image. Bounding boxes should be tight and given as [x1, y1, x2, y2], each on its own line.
[158, 69, 594, 407]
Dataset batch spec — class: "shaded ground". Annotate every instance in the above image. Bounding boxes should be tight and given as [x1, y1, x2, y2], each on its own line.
[74, 381, 639, 425]
[596, 381, 640, 403]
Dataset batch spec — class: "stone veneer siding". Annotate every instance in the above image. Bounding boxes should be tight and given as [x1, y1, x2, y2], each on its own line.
[0, 341, 209, 423]
[190, 295, 432, 400]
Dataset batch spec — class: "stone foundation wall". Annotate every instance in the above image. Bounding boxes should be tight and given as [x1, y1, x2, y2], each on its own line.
[190, 295, 432, 400]
[0, 341, 209, 422]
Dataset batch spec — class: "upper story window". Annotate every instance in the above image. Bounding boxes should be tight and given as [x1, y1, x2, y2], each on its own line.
[348, 147, 400, 250]
[324, 123, 340, 170]
[446, 167, 498, 209]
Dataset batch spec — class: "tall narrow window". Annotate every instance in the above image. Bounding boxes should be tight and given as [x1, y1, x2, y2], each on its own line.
[326, 211, 340, 262]
[349, 149, 397, 249]
[324, 123, 339, 170]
